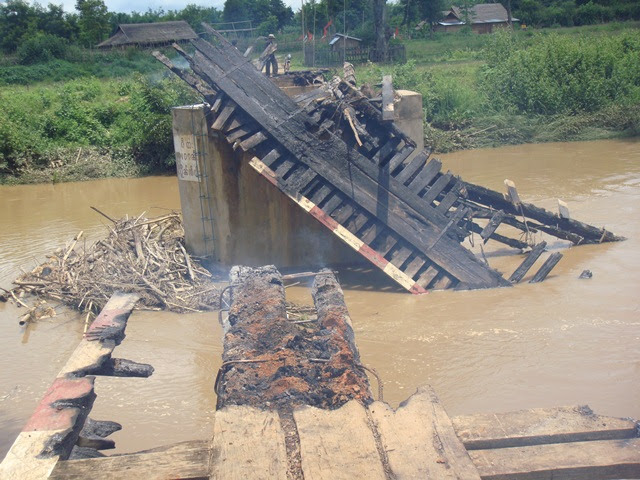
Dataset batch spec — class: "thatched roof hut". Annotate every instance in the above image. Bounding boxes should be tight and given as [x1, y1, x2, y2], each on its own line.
[97, 21, 198, 48]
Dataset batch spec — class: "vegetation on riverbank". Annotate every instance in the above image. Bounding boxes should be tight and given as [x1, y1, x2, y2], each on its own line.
[356, 24, 640, 151]
[1, 22, 639, 183]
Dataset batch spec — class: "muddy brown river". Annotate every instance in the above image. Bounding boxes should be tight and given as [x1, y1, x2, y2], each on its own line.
[1, 138, 639, 458]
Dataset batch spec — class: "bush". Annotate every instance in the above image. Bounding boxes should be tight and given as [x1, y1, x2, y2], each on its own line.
[16, 33, 70, 65]
[481, 31, 640, 115]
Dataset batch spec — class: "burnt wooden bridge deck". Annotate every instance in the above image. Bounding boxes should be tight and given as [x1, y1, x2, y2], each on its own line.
[152, 25, 622, 295]
[2, 275, 639, 480]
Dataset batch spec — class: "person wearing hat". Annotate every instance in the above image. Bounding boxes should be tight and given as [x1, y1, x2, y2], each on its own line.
[262, 34, 278, 76]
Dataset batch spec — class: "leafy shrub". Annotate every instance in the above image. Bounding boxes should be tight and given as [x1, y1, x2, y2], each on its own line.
[481, 31, 640, 115]
[16, 34, 70, 65]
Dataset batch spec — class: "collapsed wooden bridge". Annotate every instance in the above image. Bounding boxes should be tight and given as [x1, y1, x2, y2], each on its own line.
[2, 269, 639, 479]
[153, 26, 623, 294]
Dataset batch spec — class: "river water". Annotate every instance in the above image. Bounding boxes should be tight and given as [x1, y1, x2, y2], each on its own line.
[1, 138, 638, 458]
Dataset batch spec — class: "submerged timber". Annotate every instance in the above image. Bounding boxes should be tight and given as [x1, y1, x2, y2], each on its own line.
[1, 267, 639, 479]
[153, 24, 623, 295]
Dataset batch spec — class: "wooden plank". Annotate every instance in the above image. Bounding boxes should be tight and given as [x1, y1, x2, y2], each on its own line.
[436, 181, 462, 214]
[374, 232, 398, 257]
[432, 272, 456, 290]
[480, 210, 506, 243]
[211, 101, 236, 130]
[529, 252, 563, 283]
[211, 406, 288, 480]
[371, 137, 402, 165]
[239, 131, 267, 150]
[295, 401, 387, 480]
[504, 179, 521, 205]
[385, 144, 414, 173]
[382, 75, 395, 121]
[558, 199, 570, 219]
[49, 440, 209, 480]
[345, 212, 369, 235]
[469, 438, 640, 480]
[308, 184, 333, 205]
[403, 255, 427, 279]
[321, 194, 344, 215]
[225, 125, 255, 143]
[332, 204, 355, 225]
[394, 150, 428, 184]
[370, 385, 481, 479]
[285, 168, 317, 194]
[416, 265, 440, 289]
[407, 158, 442, 194]
[389, 245, 412, 266]
[508, 242, 547, 283]
[452, 406, 640, 450]
[422, 172, 453, 205]
[261, 148, 281, 167]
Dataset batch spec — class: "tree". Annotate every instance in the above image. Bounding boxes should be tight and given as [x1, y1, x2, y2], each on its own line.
[419, 0, 446, 36]
[0, 0, 37, 52]
[76, 0, 109, 47]
[372, 0, 387, 61]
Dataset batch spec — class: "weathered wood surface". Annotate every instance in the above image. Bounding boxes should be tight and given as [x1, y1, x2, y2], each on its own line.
[469, 438, 640, 480]
[50, 441, 209, 480]
[0, 293, 143, 480]
[452, 405, 639, 450]
[210, 406, 288, 480]
[295, 401, 388, 480]
[370, 386, 481, 479]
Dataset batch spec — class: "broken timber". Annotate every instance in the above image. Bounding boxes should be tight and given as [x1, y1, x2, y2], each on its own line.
[154, 29, 623, 294]
[0, 293, 153, 480]
[8, 268, 640, 479]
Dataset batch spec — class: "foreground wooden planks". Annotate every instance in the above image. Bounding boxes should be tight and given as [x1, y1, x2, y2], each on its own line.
[370, 386, 481, 479]
[469, 438, 640, 480]
[210, 406, 288, 480]
[50, 441, 209, 480]
[295, 401, 387, 480]
[452, 405, 639, 450]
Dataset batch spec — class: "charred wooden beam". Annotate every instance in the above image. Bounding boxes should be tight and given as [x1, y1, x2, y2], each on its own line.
[463, 181, 624, 244]
[216, 266, 373, 411]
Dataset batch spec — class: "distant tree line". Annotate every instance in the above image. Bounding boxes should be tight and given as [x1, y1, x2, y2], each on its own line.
[1, 0, 638, 58]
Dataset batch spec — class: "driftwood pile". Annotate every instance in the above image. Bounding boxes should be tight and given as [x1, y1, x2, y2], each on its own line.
[7, 212, 221, 323]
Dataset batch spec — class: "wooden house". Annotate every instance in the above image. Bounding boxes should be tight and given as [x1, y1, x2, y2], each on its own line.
[328, 33, 363, 52]
[97, 21, 198, 48]
[434, 3, 518, 34]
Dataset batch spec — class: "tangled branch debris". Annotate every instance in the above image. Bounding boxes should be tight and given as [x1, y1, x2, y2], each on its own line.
[9, 212, 221, 320]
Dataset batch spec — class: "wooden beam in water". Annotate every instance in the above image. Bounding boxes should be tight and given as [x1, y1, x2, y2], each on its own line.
[509, 242, 547, 283]
[529, 252, 563, 283]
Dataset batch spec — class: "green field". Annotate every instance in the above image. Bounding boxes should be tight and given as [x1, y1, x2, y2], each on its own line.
[1, 21, 639, 183]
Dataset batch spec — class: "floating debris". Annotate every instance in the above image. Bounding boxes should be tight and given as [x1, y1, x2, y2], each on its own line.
[9, 212, 221, 318]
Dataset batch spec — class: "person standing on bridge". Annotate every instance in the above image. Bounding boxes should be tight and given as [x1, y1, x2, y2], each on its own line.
[261, 34, 279, 76]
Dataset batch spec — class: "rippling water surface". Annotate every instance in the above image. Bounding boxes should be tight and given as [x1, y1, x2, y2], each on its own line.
[1, 139, 639, 457]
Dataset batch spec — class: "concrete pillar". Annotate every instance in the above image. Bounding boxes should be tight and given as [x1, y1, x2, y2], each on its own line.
[172, 105, 360, 268]
[393, 90, 424, 161]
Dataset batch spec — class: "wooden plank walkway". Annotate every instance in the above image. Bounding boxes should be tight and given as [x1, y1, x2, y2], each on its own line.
[45, 392, 640, 480]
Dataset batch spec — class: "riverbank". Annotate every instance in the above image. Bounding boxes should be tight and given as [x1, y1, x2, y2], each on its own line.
[1, 22, 638, 184]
